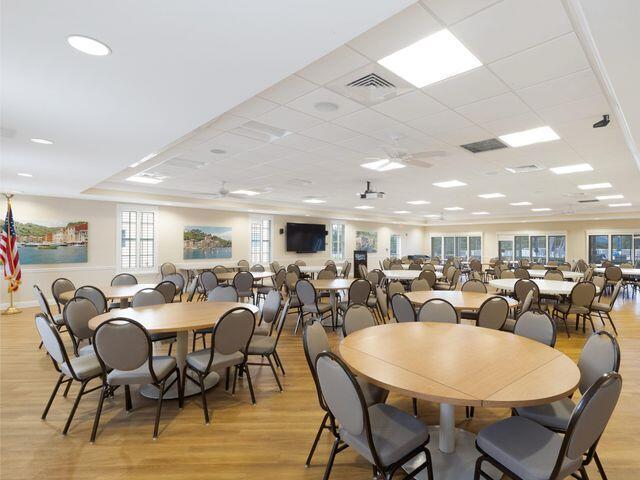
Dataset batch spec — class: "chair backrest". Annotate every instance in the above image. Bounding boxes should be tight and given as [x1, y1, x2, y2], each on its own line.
[63, 296, 99, 342]
[186, 276, 199, 302]
[591, 275, 606, 298]
[521, 289, 534, 313]
[375, 285, 388, 318]
[604, 265, 622, 282]
[213, 265, 229, 273]
[284, 271, 299, 293]
[514, 310, 556, 346]
[548, 260, 558, 266]
[317, 268, 336, 280]
[607, 280, 623, 308]
[237, 259, 250, 268]
[163, 272, 185, 293]
[274, 268, 287, 291]
[260, 289, 282, 329]
[94, 318, 155, 379]
[408, 263, 421, 270]
[390, 293, 415, 322]
[295, 260, 307, 266]
[418, 299, 458, 324]
[387, 281, 405, 299]
[578, 331, 620, 395]
[51, 278, 75, 305]
[341, 261, 351, 278]
[500, 270, 515, 279]
[207, 285, 239, 302]
[422, 263, 436, 272]
[270, 261, 281, 273]
[325, 263, 338, 274]
[558, 264, 571, 271]
[132, 288, 166, 307]
[514, 268, 530, 279]
[583, 268, 594, 282]
[111, 273, 138, 286]
[449, 268, 461, 288]
[199, 270, 219, 292]
[470, 259, 482, 272]
[514, 279, 539, 303]
[419, 270, 437, 288]
[75, 285, 107, 314]
[233, 271, 254, 292]
[348, 279, 372, 305]
[358, 264, 368, 278]
[296, 279, 318, 307]
[302, 322, 331, 410]
[531, 264, 545, 270]
[461, 279, 487, 293]
[287, 264, 302, 276]
[477, 296, 509, 330]
[207, 307, 255, 370]
[155, 280, 177, 303]
[324, 259, 336, 266]
[410, 278, 430, 292]
[33, 285, 55, 320]
[366, 270, 381, 287]
[160, 262, 176, 277]
[250, 264, 265, 272]
[570, 281, 596, 308]
[544, 269, 564, 281]
[342, 304, 376, 337]
[389, 263, 403, 270]
[35, 314, 71, 372]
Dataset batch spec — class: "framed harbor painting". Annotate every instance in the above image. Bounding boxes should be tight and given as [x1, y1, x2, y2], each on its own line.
[355, 230, 378, 253]
[183, 226, 232, 259]
[16, 221, 88, 264]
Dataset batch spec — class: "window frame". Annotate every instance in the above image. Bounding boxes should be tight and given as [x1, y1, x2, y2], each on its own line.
[116, 204, 159, 274]
[330, 222, 345, 260]
[390, 233, 402, 259]
[249, 215, 273, 264]
[496, 231, 566, 264]
[431, 233, 482, 261]
[586, 230, 640, 266]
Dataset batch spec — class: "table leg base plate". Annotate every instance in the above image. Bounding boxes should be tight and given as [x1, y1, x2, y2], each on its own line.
[403, 427, 502, 480]
[140, 371, 220, 400]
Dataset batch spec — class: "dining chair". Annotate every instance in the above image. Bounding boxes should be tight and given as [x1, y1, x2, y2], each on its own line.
[91, 317, 183, 441]
[419, 270, 437, 289]
[132, 289, 177, 354]
[253, 289, 282, 336]
[422, 263, 435, 272]
[591, 275, 606, 302]
[295, 279, 334, 334]
[154, 280, 176, 305]
[477, 297, 509, 330]
[338, 278, 373, 317]
[410, 278, 430, 292]
[233, 271, 255, 304]
[185, 307, 256, 422]
[75, 285, 107, 314]
[386, 281, 405, 299]
[408, 262, 421, 271]
[590, 280, 621, 335]
[110, 273, 137, 286]
[552, 281, 596, 336]
[342, 303, 376, 337]
[51, 277, 75, 313]
[544, 270, 564, 281]
[461, 279, 486, 293]
[63, 296, 99, 357]
[604, 266, 622, 291]
[34, 284, 64, 327]
[473, 372, 622, 480]
[270, 260, 281, 273]
[514, 268, 530, 279]
[163, 272, 185, 301]
[35, 314, 102, 436]
[295, 260, 307, 266]
[500, 270, 515, 279]
[435, 268, 460, 291]
[207, 285, 239, 302]
[213, 265, 229, 274]
[315, 352, 434, 480]
[237, 259, 250, 271]
[317, 268, 336, 280]
[391, 293, 416, 323]
[418, 299, 458, 324]
[197, 271, 218, 300]
[375, 286, 390, 324]
[514, 331, 620, 479]
[389, 263, 403, 270]
[341, 261, 351, 279]
[514, 279, 540, 311]
[514, 310, 557, 347]
[284, 270, 301, 316]
[160, 262, 177, 278]
[502, 290, 534, 333]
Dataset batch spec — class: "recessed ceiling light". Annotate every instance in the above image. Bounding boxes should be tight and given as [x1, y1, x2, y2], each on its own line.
[314, 102, 339, 112]
[478, 193, 505, 199]
[550, 163, 593, 175]
[499, 126, 560, 148]
[361, 160, 406, 172]
[444, 207, 464, 211]
[394, 210, 411, 214]
[303, 198, 326, 204]
[531, 207, 551, 212]
[231, 190, 260, 196]
[129, 152, 157, 168]
[210, 148, 227, 154]
[595, 194, 623, 200]
[609, 203, 632, 207]
[424, 214, 440, 218]
[510, 201, 532, 206]
[30, 138, 53, 145]
[67, 35, 111, 56]
[407, 200, 430, 205]
[126, 175, 163, 184]
[17, 173, 33, 177]
[433, 180, 467, 188]
[472, 211, 490, 215]
[355, 205, 374, 210]
[378, 29, 481, 88]
[578, 182, 612, 190]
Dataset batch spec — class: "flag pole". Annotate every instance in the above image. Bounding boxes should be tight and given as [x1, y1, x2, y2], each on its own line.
[2, 193, 21, 315]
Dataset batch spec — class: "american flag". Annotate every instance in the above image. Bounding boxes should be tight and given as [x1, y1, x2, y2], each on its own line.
[1, 200, 21, 292]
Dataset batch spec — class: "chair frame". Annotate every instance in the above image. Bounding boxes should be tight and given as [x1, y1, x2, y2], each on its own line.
[294, 279, 335, 334]
[110, 273, 138, 286]
[51, 277, 75, 313]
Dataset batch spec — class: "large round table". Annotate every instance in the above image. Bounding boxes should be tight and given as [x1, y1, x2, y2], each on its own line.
[298, 265, 343, 278]
[594, 267, 640, 278]
[89, 301, 259, 399]
[527, 269, 583, 281]
[405, 290, 517, 311]
[215, 270, 274, 282]
[339, 322, 580, 479]
[309, 278, 354, 322]
[59, 283, 158, 308]
[382, 270, 443, 281]
[489, 278, 599, 296]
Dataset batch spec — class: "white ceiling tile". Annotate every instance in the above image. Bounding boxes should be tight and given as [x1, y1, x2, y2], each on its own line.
[300, 122, 360, 143]
[451, 0, 573, 63]
[337, 134, 386, 155]
[517, 69, 602, 110]
[536, 94, 610, 126]
[408, 109, 475, 134]
[256, 106, 324, 132]
[489, 33, 589, 90]
[423, 67, 509, 108]
[258, 75, 317, 104]
[229, 96, 279, 119]
[313, 143, 363, 160]
[371, 90, 447, 122]
[348, 3, 442, 60]
[286, 87, 364, 120]
[297, 46, 370, 85]
[249, 142, 301, 160]
[483, 111, 545, 136]
[332, 108, 404, 134]
[421, 0, 502, 25]
[273, 133, 330, 152]
[435, 125, 494, 146]
[209, 114, 249, 132]
[455, 92, 530, 123]
[192, 132, 265, 157]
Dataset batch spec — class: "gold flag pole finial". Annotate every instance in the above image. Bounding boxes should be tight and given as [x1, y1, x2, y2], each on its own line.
[1, 193, 21, 315]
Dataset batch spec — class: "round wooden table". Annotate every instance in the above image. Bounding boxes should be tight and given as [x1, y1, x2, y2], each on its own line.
[214, 271, 274, 282]
[489, 278, 599, 296]
[382, 270, 443, 281]
[89, 301, 259, 399]
[404, 290, 518, 310]
[310, 278, 354, 322]
[59, 284, 158, 308]
[339, 323, 579, 479]
[298, 265, 343, 278]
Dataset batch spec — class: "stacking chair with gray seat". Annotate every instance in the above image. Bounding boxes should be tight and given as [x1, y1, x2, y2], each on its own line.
[160, 262, 177, 278]
[514, 279, 540, 314]
[473, 372, 622, 480]
[233, 271, 255, 304]
[63, 296, 99, 357]
[419, 270, 437, 289]
[418, 299, 458, 324]
[91, 317, 183, 441]
[590, 280, 621, 335]
[514, 310, 557, 347]
[295, 279, 334, 334]
[375, 286, 390, 324]
[604, 265, 622, 293]
[341, 260, 351, 279]
[460, 279, 487, 320]
[190, 285, 240, 351]
[410, 278, 430, 292]
[315, 352, 434, 480]
[341, 303, 376, 337]
[284, 271, 302, 316]
[75, 285, 108, 314]
[253, 289, 281, 337]
[302, 322, 388, 467]
[108, 273, 138, 309]
[338, 278, 375, 319]
[256, 268, 283, 304]
[514, 330, 620, 479]
[35, 314, 103, 436]
[155, 280, 177, 304]
[434, 268, 460, 291]
[197, 270, 218, 301]
[237, 259, 250, 271]
[132, 288, 177, 354]
[162, 272, 185, 301]
[51, 277, 75, 313]
[552, 281, 596, 336]
[544, 269, 564, 281]
[390, 293, 416, 323]
[476, 296, 509, 330]
[514, 268, 530, 280]
[185, 307, 256, 421]
[34, 284, 65, 328]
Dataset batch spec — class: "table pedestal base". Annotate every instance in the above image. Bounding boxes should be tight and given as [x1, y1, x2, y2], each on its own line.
[403, 426, 502, 480]
[140, 371, 220, 400]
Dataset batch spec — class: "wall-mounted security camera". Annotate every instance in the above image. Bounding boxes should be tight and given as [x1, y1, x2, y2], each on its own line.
[593, 114, 610, 128]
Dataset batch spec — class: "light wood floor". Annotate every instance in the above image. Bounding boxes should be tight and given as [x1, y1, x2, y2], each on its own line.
[1, 290, 639, 479]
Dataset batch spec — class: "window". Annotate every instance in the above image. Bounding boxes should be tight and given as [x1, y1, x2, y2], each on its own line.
[117, 205, 158, 272]
[250, 217, 271, 264]
[432, 234, 481, 260]
[589, 235, 609, 264]
[431, 237, 442, 259]
[331, 223, 345, 260]
[547, 235, 566, 263]
[635, 236, 640, 268]
[611, 234, 632, 264]
[390, 234, 401, 258]
[469, 236, 482, 259]
[443, 236, 455, 259]
[499, 240, 513, 261]
[530, 236, 547, 263]
[514, 236, 530, 261]
[455, 236, 468, 260]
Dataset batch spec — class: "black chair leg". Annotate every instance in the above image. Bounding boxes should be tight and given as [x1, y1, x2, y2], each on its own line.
[198, 373, 210, 424]
[580, 466, 591, 480]
[125, 385, 133, 411]
[63, 380, 88, 435]
[593, 450, 608, 480]
[412, 398, 418, 417]
[606, 312, 618, 335]
[305, 412, 329, 467]
[63, 378, 73, 397]
[266, 355, 283, 391]
[42, 374, 65, 419]
[244, 364, 256, 404]
[274, 350, 285, 375]
[225, 367, 231, 391]
[153, 379, 166, 438]
[322, 437, 340, 480]
[90, 386, 107, 443]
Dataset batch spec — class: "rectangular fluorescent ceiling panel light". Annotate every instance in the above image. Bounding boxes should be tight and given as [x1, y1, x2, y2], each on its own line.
[531, 207, 551, 212]
[303, 198, 326, 204]
[609, 203, 631, 207]
[129, 152, 157, 168]
[355, 205, 374, 210]
[444, 207, 463, 211]
[407, 200, 430, 205]
[361, 160, 406, 172]
[510, 201, 532, 206]
[377, 29, 481, 88]
[126, 175, 163, 184]
[394, 210, 411, 214]
[499, 127, 560, 148]
[424, 214, 440, 218]
[433, 180, 467, 188]
[595, 194, 623, 200]
[550, 163, 593, 175]
[231, 190, 260, 196]
[578, 183, 612, 190]
[472, 211, 489, 215]
[478, 193, 505, 199]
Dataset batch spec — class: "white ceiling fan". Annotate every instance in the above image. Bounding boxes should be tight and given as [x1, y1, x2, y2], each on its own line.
[193, 181, 271, 199]
[361, 137, 447, 172]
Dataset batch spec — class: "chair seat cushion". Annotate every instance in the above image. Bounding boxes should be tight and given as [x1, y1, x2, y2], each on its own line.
[248, 336, 276, 355]
[590, 302, 610, 312]
[61, 353, 102, 380]
[107, 356, 176, 385]
[341, 403, 429, 467]
[554, 304, 590, 315]
[302, 303, 332, 314]
[253, 324, 271, 336]
[433, 282, 450, 290]
[515, 397, 575, 431]
[187, 349, 244, 372]
[501, 317, 516, 332]
[79, 344, 95, 356]
[477, 416, 581, 480]
[357, 377, 388, 407]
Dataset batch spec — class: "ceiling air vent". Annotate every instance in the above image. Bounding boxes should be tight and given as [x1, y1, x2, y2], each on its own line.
[347, 73, 395, 88]
[460, 138, 507, 153]
[505, 164, 545, 174]
[232, 121, 291, 142]
[578, 199, 600, 203]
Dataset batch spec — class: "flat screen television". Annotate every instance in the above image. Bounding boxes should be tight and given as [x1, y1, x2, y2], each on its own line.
[286, 223, 326, 253]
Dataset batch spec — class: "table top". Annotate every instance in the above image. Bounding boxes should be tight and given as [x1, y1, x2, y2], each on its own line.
[382, 270, 443, 280]
[489, 278, 599, 295]
[339, 322, 579, 407]
[310, 278, 354, 291]
[404, 290, 518, 311]
[215, 271, 274, 281]
[527, 269, 583, 280]
[594, 267, 640, 276]
[60, 283, 158, 302]
[298, 265, 343, 273]
[174, 262, 241, 271]
[88, 301, 259, 333]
